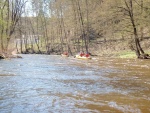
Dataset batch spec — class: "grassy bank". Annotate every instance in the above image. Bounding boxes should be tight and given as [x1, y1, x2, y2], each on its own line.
[116, 51, 137, 58]
[107, 50, 150, 59]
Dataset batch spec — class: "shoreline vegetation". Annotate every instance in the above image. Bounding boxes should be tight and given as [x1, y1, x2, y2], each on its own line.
[1, 33, 150, 59]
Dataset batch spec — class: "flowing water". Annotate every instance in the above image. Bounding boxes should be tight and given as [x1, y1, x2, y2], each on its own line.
[0, 54, 150, 113]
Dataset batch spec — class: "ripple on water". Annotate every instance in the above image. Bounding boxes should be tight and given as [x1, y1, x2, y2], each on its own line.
[108, 101, 141, 113]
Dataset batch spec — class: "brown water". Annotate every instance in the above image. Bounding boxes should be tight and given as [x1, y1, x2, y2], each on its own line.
[0, 55, 150, 113]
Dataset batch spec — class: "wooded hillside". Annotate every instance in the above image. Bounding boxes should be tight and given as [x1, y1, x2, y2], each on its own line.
[0, 0, 150, 58]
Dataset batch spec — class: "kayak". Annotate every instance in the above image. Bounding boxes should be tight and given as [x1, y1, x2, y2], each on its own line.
[61, 54, 69, 57]
[75, 55, 91, 59]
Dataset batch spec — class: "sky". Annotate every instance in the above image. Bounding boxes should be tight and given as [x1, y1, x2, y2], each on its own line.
[22, 0, 33, 17]
[22, 0, 51, 17]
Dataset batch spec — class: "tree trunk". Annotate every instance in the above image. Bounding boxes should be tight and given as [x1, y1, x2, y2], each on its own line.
[124, 0, 145, 58]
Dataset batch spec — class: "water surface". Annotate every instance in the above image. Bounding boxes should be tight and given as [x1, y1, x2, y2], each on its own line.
[0, 55, 150, 113]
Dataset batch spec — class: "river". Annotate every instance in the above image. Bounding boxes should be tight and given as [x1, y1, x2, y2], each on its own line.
[0, 54, 150, 113]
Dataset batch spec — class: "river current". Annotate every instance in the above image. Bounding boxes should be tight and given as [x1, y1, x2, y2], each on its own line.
[0, 54, 150, 113]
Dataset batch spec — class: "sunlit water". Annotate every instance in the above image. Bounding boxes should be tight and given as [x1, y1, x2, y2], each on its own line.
[0, 54, 150, 113]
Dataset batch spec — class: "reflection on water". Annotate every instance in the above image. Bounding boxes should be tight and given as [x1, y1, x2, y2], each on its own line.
[0, 55, 150, 113]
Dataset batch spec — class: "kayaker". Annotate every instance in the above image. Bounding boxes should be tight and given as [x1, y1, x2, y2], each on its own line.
[84, 52, 90, 57]
[63, 52, 68, 55]
[85, 53, 89, 57]
[79, 51, 85, 57]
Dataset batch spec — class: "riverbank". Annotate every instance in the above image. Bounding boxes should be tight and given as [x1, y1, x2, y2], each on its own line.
[89, 37, 150, 59]
[1, 50, 149, 60]
[2, 38, 150, 60]
[97, 50, 150, 59]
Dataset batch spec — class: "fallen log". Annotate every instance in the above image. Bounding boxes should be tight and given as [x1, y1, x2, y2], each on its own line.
[10, 54, 22, 58]
[0, 52, 22, 59]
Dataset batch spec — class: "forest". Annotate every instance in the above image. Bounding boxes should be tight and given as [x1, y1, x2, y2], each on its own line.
[0, 0, 150, 59]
